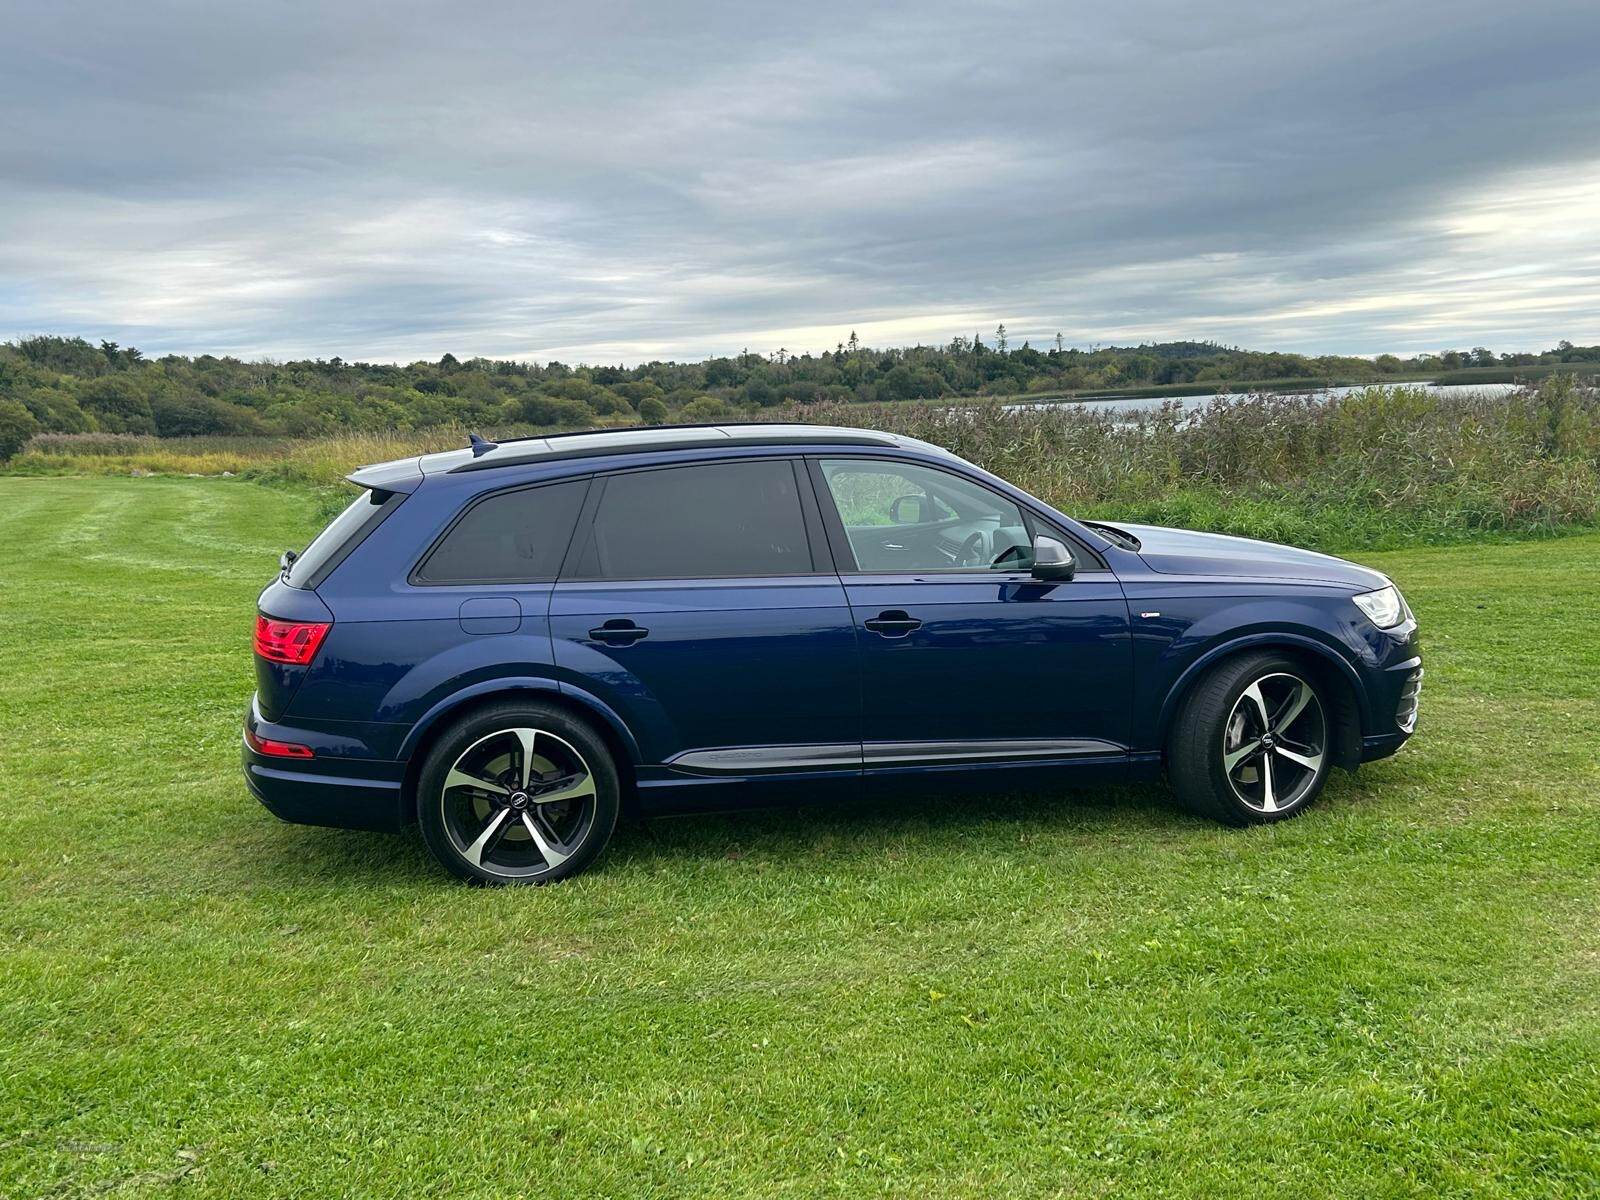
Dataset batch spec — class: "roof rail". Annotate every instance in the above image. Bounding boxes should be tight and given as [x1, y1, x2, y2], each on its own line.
[447, 423, 898, 473]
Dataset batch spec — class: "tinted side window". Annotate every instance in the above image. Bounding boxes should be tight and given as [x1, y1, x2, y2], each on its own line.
[574, 460, 813, 579]
[416, 479, 589, 583]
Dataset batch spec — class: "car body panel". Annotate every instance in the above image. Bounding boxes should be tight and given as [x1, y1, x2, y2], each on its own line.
[1124, 523, 1391, 589]
[840, 570, 1134, 756]
[1113, 565, 1420, 750]
[297, 603, 557, 730]
[549, 576, 860, 767]
[243, 694, 407, 830]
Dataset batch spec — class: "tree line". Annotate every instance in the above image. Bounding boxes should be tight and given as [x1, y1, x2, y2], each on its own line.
[2, 330, 1598, 451]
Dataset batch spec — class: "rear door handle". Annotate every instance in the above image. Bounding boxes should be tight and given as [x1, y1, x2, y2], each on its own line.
[589, 619, 649, 645]
[863, 610, 922, 638]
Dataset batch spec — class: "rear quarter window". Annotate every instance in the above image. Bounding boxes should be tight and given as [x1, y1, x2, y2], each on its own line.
[286, 488, 400, 588]
[414, 479, 590, 584]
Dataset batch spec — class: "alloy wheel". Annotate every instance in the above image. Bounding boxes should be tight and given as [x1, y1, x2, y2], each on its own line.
[438, 727, 598, 879]
[1221, 672, 1327, 814]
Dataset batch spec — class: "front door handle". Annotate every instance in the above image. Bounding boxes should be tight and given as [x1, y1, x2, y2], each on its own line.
[863, 610, 922, 638]
[589, 619, 649, 645]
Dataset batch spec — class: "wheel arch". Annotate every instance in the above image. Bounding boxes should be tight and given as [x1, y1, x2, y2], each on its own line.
[397, 680, 641, 822]
[1158, 633, 1366, 770]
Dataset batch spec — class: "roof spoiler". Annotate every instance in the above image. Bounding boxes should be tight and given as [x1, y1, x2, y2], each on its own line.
[346, 456, 426, 494]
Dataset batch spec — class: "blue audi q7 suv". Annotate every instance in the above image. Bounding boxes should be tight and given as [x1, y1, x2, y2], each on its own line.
[244, 423, 1422, 884]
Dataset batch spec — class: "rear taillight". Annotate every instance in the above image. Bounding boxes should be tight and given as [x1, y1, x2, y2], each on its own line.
[245, 727, 316, 759]
[254, 615, 331, 665]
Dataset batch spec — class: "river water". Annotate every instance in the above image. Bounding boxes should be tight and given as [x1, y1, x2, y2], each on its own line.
[1006, 381, 1520, 417]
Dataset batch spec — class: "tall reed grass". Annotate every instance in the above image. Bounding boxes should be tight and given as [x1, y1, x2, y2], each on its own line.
[10, 381, 1598, 551]
[777, 380, 1600, 548]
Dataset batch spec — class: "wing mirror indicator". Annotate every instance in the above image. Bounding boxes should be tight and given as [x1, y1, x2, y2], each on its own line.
[1030, 535, 1076, 582]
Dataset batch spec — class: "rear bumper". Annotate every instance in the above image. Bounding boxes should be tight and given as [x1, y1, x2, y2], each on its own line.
[243, 697, 408, 832]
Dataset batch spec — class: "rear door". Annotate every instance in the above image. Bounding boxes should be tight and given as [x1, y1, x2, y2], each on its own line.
[548, 457, 860, 775]
[810, 456, 1132, 775]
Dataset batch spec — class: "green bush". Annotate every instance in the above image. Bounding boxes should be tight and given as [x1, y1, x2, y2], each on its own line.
[150, 391, 267, 436]
[679, 396, 730, 421]
[512, 394, 597, 427]
[77, 376, 155, 433]
[615, 381, 664, 406]
[637, 396, 669, 425]
[542, 378, 632, 416]
[19, 388, 93, 433]
[0, 398, 39, 462]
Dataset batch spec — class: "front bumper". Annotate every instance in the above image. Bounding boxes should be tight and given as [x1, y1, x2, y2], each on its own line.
[1358, 655, 1422, 763]
[243, 696, 408, 832]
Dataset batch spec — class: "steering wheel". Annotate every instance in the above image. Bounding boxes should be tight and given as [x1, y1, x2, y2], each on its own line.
[957, 530, 989, 567]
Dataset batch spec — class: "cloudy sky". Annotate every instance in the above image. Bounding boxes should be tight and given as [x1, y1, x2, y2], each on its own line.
[3, 1, 1599, 364]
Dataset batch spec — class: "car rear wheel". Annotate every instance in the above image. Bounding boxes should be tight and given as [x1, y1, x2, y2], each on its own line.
[1168, 653, 1332, 825]
[417, 701, 619, 884]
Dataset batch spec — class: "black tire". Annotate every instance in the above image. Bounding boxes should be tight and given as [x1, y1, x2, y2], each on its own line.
[417, 700, 620, 885]
[1168, 652, 1333, 825]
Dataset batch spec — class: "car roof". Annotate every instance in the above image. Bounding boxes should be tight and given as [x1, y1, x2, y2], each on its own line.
[348, 422, 953, 488]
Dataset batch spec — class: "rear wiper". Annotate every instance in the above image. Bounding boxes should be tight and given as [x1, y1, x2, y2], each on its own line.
[1084, 521, 1141, 550]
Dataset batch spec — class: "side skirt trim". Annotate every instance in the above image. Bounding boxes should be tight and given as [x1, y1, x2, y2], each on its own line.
[666, 744, 861, 775]
[864, 738, 1123, 766]
[665, 739, 1125, 776]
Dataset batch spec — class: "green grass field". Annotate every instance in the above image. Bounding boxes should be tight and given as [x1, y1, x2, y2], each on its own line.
[2, 475, 1598, 1197]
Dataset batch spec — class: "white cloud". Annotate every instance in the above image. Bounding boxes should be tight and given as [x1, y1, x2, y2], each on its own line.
[2, 1, 1599, 361]
[691, 141, 1029, 216]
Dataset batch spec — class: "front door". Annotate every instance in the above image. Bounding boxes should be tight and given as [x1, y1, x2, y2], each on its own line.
[810, 456, 1132, 776]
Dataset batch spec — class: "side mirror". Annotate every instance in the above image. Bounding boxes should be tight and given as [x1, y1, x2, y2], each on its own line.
[1030, 535, 1076, 582]
[890, 494, 931, 525]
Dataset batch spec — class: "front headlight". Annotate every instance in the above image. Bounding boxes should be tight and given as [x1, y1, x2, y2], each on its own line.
[1353, 585, 1406, 629]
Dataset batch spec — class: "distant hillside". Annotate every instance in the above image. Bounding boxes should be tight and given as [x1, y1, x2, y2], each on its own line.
[2, 331, 1597, 441]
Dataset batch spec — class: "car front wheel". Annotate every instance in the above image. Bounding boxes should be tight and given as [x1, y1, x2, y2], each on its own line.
[417, 701, 620, 885]
[1168, 653, 1333, 825]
